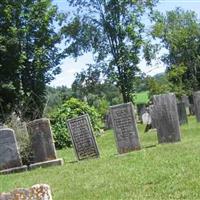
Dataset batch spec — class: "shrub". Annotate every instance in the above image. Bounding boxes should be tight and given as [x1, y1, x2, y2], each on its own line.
[50, 98, 101, 149]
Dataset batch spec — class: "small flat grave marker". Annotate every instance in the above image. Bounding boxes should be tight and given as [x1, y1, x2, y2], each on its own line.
[67, 114, 99, 160]
[110, 102, 141, 154]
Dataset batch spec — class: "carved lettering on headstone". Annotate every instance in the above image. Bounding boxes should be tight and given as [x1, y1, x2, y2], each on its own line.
[110, 103, 141, 154]
[153, 93, 181, 143]
[67, 114, 99, 160]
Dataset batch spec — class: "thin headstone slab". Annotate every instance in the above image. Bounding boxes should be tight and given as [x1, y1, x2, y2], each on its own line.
[177, 102, 188, 125]
[67, 114, 100, 161]
[104, 111, 113, 130]
[137, 104, 146, 122]
[27, 118, 63, 169]
[193, 91, 200, 122]
[0, 128, 27, 173]
[110, 102, 141, 154]
[181, 95, 190, 107]
[153, 93, 181, 143]
[149, 105, 156, 129]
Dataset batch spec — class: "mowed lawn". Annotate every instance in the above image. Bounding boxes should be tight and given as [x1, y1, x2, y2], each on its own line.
[1, 117, 200, 199]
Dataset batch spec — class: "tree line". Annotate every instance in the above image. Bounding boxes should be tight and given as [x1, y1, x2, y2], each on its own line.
[1, 0, 200, 122]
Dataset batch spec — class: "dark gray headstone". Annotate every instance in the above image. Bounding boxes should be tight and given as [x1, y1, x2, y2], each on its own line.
[193, 91, 200, 122]
[149, 105, 156, 129]
[177, 102, 188, 125]
[110, 102, 141, 154]
[67, 114, 100, 160]
[137, 104, 146, 122]
[27, 118, 63, 169]
[181, 95, 190, 107]
[0, 128, 27, 173]
[104, 112, 113, 130]
[153, 93, 181, 143]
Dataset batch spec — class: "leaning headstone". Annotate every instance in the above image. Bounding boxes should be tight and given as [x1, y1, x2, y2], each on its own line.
[67, 114, 100, 160]
[193, 91, 200, 122]
[110, 102, 141, 154]
[0, 128, 27, 174]
[181, 95, 190, 115]
[153, 93, 181, 143]
[177, 102, 188, 125]
[27, 118, 63, 169]
[0, 184, 52, 200]
[104, 112, 113, 130]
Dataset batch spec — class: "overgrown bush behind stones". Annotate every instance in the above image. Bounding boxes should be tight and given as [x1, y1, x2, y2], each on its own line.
[50, 98, 101, 149]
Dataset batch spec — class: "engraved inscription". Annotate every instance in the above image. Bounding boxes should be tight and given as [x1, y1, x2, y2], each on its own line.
[67, 115, 99, 160]
[110, 103, 140, 154]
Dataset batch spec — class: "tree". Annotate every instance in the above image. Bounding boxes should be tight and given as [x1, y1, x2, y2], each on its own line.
[62, 0, 157, 103]
[151, 8, 200, 96]
[0, 0, 64, 121]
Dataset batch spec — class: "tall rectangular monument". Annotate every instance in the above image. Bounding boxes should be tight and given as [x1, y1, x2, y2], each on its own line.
[153, 93, 181, 143]
[110, 102, 141, 154]
[67, 114, 100, 160]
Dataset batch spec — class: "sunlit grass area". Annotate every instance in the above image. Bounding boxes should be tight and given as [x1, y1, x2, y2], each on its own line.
[1, 116, 200, 200]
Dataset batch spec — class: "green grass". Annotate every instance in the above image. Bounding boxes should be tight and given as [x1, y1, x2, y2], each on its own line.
[1, 116, 200, 199]
[135, 91, 149, 104]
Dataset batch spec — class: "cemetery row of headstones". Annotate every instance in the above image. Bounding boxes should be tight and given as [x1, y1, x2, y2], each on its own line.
[0, 119, 63, 174]
[1, 92, 199, 174]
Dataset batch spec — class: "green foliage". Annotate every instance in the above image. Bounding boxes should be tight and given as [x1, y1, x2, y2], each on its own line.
[0, 0, 64, 121]
[51, 98, 101, 149]
[151, 8, 200, 95]
[63, 0, 158, 103]
[2, 117, 200, 199]
[134, 91, 149, 105]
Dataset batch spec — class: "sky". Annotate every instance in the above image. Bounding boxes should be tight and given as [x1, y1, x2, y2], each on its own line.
[50, 0, 200, 87]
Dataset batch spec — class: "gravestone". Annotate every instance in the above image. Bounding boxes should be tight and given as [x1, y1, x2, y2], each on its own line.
[0, 128, 27, 174]
[104, 112, 113, 130]
[153, 93, 181, 143]
[67, 114, 99, 160]
[110, 102, 141, 154]
[177, 102, 188, 125]
[181, 95, 190, 115]
[149, 105, 156, 129]
[0, 184, 52, 200]
[27, 118, 63, 169]
[137, 104, 146, 122]
[193, 91, 200, 122]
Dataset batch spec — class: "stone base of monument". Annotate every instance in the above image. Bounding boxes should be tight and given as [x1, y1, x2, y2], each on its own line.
[29, 158, 63, 170]
[0, 165, 27, 175]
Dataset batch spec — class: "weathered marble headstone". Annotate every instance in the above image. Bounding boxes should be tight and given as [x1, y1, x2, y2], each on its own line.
[27, 118, 63, 169]
[0, 128, 27, 174]
[104, 112, 113, 130]
[181, 95, 190, 107]
[110, 102, 141, 154]
[67, 114, 100, 160]
[0, 184, 52, 200]
[193, 91, 200, 122]
[153, 93, 181, 143]
[177, 102, 188, 125]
